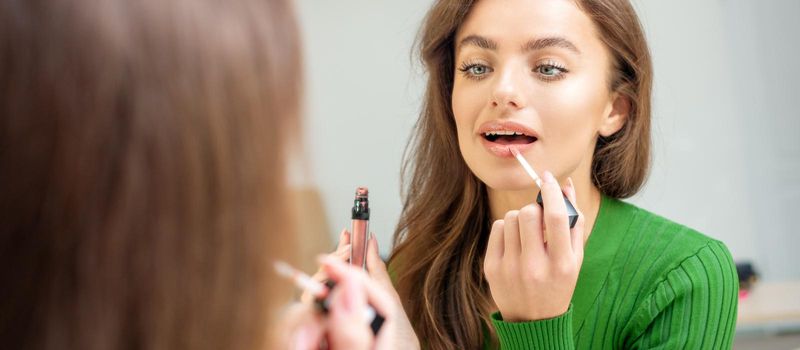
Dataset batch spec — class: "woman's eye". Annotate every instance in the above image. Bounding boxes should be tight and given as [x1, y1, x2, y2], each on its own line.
[538, 65, 559, 75]
[535, 63, 568, 80]
[469, 65, 488, 75]
[458, 63, 493, 80]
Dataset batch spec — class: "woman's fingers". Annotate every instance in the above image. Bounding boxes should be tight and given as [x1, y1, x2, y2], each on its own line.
[484, 173, 586, 322]
[336, 228, 351, 250]
[487, 220, 504, 259]
[484, 219, 505, 283]
[300, 232, 351, 304]
[503, 210, 521, 258]
[365, 234, 392, 287]
[518, 203, 546, 261]
[280, 303, 325, 350]
[564, 177, 577, 205]
[326, 275, 372, 350]
[539, 171, 572, 260]
[321, 256, 396, 320]
[564, 177, 586, 258]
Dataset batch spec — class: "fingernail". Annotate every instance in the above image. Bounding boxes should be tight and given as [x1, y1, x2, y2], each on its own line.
[543, 171, 556, 184]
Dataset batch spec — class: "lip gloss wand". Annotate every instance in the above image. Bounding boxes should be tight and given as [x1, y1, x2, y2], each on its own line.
[510, 147, 579, 228]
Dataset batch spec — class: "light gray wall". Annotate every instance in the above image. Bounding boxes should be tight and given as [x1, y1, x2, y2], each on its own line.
[631, 0, 800, 282]
[296, 0, 800, 281]
[294, 1, 430, 254]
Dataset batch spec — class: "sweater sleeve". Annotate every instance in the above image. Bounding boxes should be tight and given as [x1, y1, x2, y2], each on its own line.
[490, 305, 575, 349]
[622, 241, 738, 349]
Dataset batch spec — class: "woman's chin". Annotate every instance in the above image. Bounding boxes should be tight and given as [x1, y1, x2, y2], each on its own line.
[480, 174, 540, 193]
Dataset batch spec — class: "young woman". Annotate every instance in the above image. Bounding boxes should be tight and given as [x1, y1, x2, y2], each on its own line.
[382, 0, 738, 348]
[0, 0, 394, 349]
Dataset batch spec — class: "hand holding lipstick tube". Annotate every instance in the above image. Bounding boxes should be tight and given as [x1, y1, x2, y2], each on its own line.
[483, 170, 587, 322]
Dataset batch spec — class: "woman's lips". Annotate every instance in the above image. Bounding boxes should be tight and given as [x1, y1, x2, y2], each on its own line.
[476, 120, 539, 158]
[480, 136, 535, 158]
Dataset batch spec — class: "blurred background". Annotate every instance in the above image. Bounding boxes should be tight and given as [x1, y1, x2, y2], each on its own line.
[295, 1, 800, 348]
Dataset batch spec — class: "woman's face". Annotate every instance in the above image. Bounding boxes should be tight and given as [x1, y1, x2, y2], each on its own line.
[452, 0, 627, 191]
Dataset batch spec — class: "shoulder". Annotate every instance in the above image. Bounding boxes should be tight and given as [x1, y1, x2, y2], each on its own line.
[611, 201, 739, 346]
[614, 201, 739, 348]
[613, 198, 730, 262]
[604, 198, 737, 290]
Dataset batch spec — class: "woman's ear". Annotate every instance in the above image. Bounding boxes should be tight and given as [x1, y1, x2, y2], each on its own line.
[599, 92, 630, 137]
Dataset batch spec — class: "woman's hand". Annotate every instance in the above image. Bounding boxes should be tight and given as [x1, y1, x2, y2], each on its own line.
[364, 236, 421, 350]
[483, 171, 586, 322]
[283, 258, 397, 350]
[301, 228, 351, 303]
[322, 257, 398, 349]
[299, 227, 420, 349]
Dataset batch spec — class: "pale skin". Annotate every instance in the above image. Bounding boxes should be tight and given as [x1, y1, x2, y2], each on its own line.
[452, 0, 629, 321]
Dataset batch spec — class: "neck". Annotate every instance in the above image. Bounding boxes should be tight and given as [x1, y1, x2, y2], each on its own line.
[487, 175, 602, 238]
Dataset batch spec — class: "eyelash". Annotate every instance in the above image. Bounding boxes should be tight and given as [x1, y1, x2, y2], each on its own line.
[534, 61, 569, 82]
[456, 60, 570, 82]
[458, 61, 492, 81]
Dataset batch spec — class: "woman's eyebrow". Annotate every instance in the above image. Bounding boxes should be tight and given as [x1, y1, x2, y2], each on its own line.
[457, 35, 497, 51]
[457, 34, 581, 55]
[522, 37, 581, 55]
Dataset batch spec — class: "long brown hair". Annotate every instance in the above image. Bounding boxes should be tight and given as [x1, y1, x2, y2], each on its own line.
[389, 0, 653, 348]
[0, 0, 301, 349]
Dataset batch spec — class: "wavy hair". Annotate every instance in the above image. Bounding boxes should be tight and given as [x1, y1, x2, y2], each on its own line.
[389, 0, 652, 348]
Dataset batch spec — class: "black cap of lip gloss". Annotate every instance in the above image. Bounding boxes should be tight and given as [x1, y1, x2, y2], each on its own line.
[536, 192, 579, 228]
[352, 188, 370, 220]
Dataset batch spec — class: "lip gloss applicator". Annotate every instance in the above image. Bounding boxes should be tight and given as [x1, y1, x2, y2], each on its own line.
[510, 148, 579, 228]
[350, 187, 370, 270]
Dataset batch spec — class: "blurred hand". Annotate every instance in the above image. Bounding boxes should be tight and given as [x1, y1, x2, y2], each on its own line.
[483, 172, 586, 321]
[281, 302, 323, 350]
[298, 227, 420, 349]
[301, 228, 350, 304]
[283, 258, 397, 350]
[321, 257, 397, 349]
[364, 236, 421, 350]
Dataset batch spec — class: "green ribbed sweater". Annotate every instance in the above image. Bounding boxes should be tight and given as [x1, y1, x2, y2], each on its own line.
[488, 195, 739, 349]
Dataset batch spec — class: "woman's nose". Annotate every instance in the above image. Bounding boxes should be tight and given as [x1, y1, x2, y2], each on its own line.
[490, 68, 527, 110]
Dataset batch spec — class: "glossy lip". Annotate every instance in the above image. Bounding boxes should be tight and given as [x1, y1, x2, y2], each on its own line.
[477, 120, 539, 138]
[477, 120, 539, 158]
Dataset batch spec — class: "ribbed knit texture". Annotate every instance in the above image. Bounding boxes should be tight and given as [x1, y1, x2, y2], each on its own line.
[488, 195, 738, 349]
[492, 305, 575, 350]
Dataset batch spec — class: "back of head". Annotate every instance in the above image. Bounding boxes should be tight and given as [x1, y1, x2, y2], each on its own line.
[0, 0, 301, 348]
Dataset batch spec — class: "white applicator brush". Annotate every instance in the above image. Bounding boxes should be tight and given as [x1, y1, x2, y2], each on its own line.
[510, 148, 579, 228]
[511, 147, 543, 188]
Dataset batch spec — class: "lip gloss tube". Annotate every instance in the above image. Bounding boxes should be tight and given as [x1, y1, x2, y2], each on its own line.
[350, 187, 370, 270]
[536, 191, 579, 228]
[511, 147, 579, 228]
